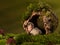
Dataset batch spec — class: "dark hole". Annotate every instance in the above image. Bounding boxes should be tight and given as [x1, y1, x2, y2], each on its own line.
[28, 14, 46, 34]
[29, 14, 39, 27]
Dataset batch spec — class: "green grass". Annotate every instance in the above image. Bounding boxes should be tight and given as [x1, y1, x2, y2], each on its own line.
[0, 39, 6, 45]
[0, 33, 60, 45]
[15, 33, 60, 44]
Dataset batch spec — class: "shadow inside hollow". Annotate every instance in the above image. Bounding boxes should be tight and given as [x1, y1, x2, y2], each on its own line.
[26, 14, 46, 34]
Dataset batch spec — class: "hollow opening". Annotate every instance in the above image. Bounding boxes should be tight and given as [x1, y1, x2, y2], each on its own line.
[26, 14, 46, 34]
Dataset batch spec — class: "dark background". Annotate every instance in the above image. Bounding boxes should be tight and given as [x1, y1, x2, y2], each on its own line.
[0, 0, 60, 33]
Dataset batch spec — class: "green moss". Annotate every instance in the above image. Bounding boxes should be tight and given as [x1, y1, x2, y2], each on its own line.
[24, 1, 58, 33]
